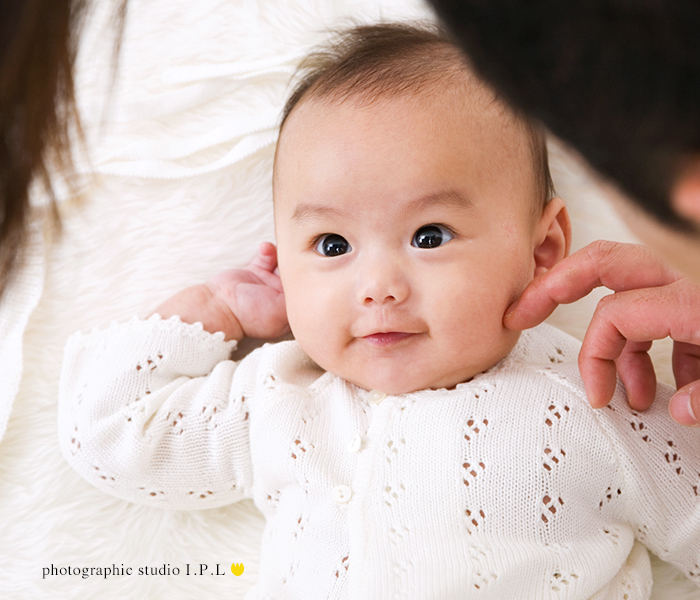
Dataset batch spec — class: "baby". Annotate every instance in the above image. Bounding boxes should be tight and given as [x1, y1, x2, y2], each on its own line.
[59, 23, 700, 599]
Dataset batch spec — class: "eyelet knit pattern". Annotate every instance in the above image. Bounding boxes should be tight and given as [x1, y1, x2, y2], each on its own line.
[58, 320, 700, 599]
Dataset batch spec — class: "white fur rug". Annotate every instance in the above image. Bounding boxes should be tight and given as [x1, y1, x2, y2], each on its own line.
[0, 0, 697, 598]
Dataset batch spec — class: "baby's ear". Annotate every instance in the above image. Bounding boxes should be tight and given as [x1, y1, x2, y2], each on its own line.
[533, 197, 571, 278]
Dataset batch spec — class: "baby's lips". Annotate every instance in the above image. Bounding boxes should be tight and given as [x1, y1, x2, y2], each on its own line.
[362, 332, 417, 347]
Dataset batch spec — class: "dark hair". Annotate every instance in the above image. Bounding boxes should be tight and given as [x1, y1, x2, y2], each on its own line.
[279, 22, 555, 206]
[428, 0, 700, 230]
[0, 0, 127, 296]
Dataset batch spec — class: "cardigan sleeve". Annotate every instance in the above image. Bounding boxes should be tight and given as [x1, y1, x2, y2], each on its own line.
[58, 315, 257, 509]
[589, 375, 700, 586]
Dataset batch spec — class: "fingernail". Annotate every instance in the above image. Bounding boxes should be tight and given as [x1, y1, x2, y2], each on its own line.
[670, 391, 698, 426]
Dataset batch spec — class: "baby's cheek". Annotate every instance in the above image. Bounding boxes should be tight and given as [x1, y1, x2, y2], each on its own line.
[286, 291, 340, 367]
[443, 283, 513, 349]
[490, 254, 533, 310]
[283, 290, 306, 337]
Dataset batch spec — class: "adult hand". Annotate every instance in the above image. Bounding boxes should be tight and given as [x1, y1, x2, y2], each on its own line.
[504, 240, 700, 426]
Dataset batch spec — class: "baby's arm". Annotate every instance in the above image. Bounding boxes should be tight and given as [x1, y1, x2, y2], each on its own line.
[58, 243, 288, 509]
[154, 241, 289, 341]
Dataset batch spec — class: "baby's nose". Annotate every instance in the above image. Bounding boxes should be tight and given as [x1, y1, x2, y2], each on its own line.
[363, 290, 398, 305]
[357, 259, 409, 305]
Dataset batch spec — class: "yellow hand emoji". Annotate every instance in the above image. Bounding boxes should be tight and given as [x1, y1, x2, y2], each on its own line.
[231, 563, 244, 576]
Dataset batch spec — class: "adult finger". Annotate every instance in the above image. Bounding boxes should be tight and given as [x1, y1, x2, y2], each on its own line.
[504, 241, 681, 331]
[672, 341, 700, 390]
[579, 280, 700, 408]
[614, 340, 656, 411]
[669, 381, 700, 427]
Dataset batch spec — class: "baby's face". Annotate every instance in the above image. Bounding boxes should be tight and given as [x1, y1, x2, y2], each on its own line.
[274, 88, 550, 394]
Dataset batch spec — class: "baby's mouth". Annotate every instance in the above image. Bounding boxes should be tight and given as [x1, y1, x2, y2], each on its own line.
[362, 332, 417, 347]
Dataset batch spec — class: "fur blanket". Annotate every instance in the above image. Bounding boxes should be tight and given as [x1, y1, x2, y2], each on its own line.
[0, 0, 696, 597]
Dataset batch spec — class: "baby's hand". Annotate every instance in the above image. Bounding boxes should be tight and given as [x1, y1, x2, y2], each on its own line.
[207, 242, 289, 340]
[154, 243, 289, 341]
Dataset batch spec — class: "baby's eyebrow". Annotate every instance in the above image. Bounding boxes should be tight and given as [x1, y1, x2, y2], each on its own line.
[290, 189, 472, 222]
[291, 204, 351, 222]
[405, 189, 473, 213]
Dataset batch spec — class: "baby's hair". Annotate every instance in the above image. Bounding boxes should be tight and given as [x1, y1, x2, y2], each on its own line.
[279, 22, 555, 208]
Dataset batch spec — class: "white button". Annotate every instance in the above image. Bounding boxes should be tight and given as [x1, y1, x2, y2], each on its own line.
[332, 484, 353, 504]
[347, 433, 362, 453]
[368, 390, 386, 405]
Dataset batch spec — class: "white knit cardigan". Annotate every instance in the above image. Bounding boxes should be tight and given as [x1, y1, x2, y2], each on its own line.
[58, 317, 700, 599]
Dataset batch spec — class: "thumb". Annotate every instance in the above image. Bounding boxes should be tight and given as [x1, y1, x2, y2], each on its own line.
[669, 382, 700, 427]
[248, 242, 278, 273]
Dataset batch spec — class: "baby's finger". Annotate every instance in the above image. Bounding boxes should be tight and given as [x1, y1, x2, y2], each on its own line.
[248, 242, 278, 273]
[615, 340, 656, 411]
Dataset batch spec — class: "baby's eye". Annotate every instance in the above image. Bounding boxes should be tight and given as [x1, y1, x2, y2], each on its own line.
[411, 224, 454, 249]
[315, 233, 352, 257]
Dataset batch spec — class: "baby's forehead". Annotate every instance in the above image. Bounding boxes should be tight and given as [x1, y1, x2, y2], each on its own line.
[275, 80, 532, 181]
[274, 94, 539, 222]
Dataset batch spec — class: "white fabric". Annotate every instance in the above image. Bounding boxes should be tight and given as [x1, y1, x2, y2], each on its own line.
[0, 0, 694, 598]
[58, 319, 700, 599]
